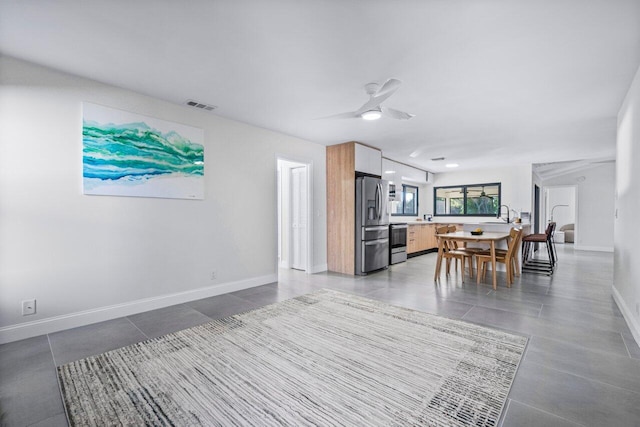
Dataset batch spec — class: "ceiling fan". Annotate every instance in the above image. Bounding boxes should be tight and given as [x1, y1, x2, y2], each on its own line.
[319, 78, 414, 121]
[467, 186, 494, 199]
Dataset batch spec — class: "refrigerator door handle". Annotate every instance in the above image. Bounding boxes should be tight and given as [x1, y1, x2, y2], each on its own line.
[376, 184, 380, 221]
[364, 225, 389, 231]
[377, 183, 382, 219]
[364, 238, 389, 245]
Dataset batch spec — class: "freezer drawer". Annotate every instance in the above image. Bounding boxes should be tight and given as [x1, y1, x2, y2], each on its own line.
[362, 238, 389, 273]
[362, 225, 389, 241]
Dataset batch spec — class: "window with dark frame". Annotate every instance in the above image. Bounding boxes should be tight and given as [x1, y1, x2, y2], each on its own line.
[392, 184, 419, 216]
[433, 183, 501, 216]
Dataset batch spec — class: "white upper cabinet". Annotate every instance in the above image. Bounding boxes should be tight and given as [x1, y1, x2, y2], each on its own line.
[354, 143, 382, 176]
[382, 158, 431, 184]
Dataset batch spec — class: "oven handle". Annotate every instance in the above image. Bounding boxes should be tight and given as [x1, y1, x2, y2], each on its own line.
[391, 224, 408, 229]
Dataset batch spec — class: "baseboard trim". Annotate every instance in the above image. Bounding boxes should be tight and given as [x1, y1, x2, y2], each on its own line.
[407, 248, 438, 258]
[0, 274, 277, 344]
[574, 245, 614, 253]
[310, 263, 328, 274]
[612, 285, 640, 350]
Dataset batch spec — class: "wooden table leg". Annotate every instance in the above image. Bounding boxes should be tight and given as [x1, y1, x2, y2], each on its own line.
[514, 245, 521, 276]
[434, 240, 444, 282]
[490, 240, 497, 290]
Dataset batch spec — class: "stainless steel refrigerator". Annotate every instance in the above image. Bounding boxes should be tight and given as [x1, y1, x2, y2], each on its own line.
[355, 176, 390, 275]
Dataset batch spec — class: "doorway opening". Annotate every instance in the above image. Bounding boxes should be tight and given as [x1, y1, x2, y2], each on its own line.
[277, 158, 313, 273]
[543, 185, 577, 245]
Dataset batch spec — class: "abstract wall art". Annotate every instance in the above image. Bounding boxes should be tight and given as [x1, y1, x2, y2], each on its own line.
[82, 103, 204, 199]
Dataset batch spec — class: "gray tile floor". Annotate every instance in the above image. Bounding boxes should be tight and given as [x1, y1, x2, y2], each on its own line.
[1, 245, 638, 426]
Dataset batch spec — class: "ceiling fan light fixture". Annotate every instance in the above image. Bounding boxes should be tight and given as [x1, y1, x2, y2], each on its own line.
[479, 185, 493, 200]
[361, 109, 382, 121]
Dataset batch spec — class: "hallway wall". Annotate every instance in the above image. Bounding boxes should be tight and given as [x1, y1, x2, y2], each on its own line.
[0, 56, 327, 343]
[615, 62, 640, 345]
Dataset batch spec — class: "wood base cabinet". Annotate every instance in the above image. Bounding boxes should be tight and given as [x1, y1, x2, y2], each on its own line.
[407, 223, 438, 254]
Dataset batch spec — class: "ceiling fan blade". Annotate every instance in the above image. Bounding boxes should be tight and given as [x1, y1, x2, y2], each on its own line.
[355, 79, 402, 114]
[375, 78, 401, 97]
[382, 107, 415, 120]
[314, 111, 358, 120]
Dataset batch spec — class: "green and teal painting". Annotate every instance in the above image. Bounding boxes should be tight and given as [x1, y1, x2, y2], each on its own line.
[83, 103, 204, 199]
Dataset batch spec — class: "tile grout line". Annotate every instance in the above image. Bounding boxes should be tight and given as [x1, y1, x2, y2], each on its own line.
[620, 331, 633, 359]
[497, 397, 512, 427]
[47, 333, 71, 427]
[459, 304, 475, 320]
[525, 359, 640, 396]
[124, 316, 151, 341]
[507, 398, 587, 426]
[46, 333, 59, 367]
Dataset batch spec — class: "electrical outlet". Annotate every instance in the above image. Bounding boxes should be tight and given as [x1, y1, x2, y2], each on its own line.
[22, 299, 36, 316]
[210, 271, 217, 280]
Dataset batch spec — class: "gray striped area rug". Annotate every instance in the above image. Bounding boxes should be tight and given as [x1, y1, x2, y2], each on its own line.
[58, 289, 527, 426]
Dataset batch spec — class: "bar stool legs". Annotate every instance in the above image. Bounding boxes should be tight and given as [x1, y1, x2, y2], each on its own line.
[522, 222, 557, 275]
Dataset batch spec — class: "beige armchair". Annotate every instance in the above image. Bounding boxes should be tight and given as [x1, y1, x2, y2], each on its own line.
[559, 223, 574, 243]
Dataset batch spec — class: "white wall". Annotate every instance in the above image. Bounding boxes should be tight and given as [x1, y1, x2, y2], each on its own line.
[614, 63, 640, 345]
[0, 57, 327, 343]
[542, 164, 614, 251]
[432, 165, 533, 223]
[545, 186, 576, 231]
[418, 183, 434, 219]
[531, 171, 545, 233]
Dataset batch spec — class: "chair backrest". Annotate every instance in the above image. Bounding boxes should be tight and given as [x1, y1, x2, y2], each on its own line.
[545, 222, 555, 237]
[436, 225, 454, 251]
[547, 222, 556, 240]
[506, 228, 524, 260]
[436, 225, 449, 235]
[444, 225, 461, 248]
[507, 227, 519, 243]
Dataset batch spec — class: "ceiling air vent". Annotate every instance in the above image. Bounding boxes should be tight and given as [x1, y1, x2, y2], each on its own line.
[184, 100, 217, 112]
[431, 157, 445, 161]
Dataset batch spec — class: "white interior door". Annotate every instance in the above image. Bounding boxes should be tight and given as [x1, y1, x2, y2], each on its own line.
[291, 166, 308, 271]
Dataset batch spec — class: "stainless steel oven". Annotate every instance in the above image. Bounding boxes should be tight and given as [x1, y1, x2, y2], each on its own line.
[389, 223, 407, 264]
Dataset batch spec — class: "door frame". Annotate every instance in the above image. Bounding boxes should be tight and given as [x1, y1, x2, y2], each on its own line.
[289, 165, 308, 271]
[276, 155, 314, 275]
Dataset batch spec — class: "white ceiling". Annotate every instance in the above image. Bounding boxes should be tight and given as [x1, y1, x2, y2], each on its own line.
[1, 0, 639, 173]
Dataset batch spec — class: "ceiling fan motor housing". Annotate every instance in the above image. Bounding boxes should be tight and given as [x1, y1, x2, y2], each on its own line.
[364, 82, 380, 95]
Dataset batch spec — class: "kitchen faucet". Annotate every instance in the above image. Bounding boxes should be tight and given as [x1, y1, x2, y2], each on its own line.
[497, 205, 510, 222]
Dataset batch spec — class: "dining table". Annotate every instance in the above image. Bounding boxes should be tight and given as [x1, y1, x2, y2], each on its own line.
[434, 230, 511, 289]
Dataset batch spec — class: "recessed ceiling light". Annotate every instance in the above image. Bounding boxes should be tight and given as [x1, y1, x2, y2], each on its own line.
[384, 170, 396, 174]
[361, 109, 382, 121]
[445, 163, 459, 168]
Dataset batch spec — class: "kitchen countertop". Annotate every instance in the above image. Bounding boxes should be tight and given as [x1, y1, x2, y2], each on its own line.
[392, 219, 532, 227]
